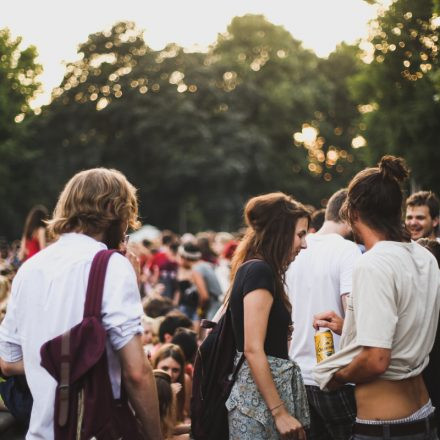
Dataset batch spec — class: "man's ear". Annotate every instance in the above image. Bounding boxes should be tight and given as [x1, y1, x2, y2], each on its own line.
[433, 216, 439, 229]
[164, 333, 173, 343]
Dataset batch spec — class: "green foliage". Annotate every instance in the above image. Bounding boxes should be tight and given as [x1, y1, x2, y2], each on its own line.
[0, 28, 42, 140]
[0, 28, 42, 239]
[351, 0, 440, 192]
[2, 17, 368, 237]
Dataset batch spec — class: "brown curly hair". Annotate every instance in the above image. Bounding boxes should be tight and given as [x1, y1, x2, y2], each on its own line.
[47, 168, 140, 238]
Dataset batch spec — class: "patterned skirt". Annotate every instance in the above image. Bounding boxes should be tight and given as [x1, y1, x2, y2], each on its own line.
[226, 352, 310, 439]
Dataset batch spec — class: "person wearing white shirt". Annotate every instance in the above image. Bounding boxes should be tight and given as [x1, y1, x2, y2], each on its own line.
[0, 168, 162, 440]
[287, 188, 361, 440]
[314, 156, 440, 440]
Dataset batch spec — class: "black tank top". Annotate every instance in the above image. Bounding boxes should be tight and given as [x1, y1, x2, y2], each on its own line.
[178, 279, 199, 308]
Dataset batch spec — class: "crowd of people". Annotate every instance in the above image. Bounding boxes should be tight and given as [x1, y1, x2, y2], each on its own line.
[0, 156, 438, 440]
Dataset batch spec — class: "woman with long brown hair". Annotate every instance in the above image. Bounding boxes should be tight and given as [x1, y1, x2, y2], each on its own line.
[152, 343, 189, 423]
[225, 192, 310, 440]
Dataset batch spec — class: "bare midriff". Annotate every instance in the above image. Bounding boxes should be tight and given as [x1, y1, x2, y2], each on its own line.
[355, 374, 429, 420]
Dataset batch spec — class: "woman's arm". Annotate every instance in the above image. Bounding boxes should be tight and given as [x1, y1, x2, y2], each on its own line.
[192, 271, 210, 305]
[183, 372, 192, 417]
[18, 236, 27, 262]
[243, 289, 305, 439]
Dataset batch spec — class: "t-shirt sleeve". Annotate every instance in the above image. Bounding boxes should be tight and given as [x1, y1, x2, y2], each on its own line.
[101, 253, 143, 351]
[242, 261, 275, 297]
[339, 243, 362, 296]
[352, 259, 397, 349]
[0, 273, 23, 362]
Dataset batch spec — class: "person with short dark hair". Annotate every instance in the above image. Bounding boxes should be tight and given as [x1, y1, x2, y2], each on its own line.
[314, 156, 440, 440]
[309, 208, 325, 233]
[171, 327, 198, 366]
[143, 296, 175, 318]
[405, 191, 440, 241]
[287, 188, 361, 440]
[158, 313, 193, 344]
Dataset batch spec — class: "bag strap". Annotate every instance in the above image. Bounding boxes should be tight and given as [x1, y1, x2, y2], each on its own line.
[56, 249, 118, 428]
[231, 353, 245, 381]
[83, 249, 118, 318]
[228, 304, 245, 380]
[58, 329, 71, 427]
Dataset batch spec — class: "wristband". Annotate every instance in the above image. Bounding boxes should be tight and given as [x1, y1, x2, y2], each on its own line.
[269, 402, 284, 413]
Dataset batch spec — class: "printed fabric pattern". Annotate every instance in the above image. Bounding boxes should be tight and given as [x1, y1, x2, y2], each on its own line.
[226, 352, 310, 438]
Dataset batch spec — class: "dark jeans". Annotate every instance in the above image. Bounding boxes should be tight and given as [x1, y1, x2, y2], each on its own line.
[306, 384, 356, 440]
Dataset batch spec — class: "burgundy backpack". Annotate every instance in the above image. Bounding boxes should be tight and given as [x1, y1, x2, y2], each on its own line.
[40, 249, 143, 440]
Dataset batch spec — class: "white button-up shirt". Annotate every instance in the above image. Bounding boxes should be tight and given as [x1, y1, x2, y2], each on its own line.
[0, 233, 143, 439]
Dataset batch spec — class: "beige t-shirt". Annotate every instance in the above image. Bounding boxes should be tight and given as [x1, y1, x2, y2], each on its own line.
[313, 241, 440, 388]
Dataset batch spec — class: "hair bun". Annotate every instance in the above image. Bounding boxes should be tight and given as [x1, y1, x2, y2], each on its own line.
[378, 155, 409, 183]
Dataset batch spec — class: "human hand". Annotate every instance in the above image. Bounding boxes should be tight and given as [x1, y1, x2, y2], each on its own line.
[313, 310, 344, 335]
[171, 382, 182, 395]
[126, 250, 141, 284]
[326, 375, 344, 391]
[273, 407, 306, 440]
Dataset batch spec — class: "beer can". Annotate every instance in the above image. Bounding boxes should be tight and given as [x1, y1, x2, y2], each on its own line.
[314, 329, 335, 363]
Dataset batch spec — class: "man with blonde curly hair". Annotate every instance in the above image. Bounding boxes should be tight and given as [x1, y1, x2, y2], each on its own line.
[0, 168, 162, 439]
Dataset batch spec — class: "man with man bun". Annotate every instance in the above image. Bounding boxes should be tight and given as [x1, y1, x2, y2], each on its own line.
[313, 156, 440, 440]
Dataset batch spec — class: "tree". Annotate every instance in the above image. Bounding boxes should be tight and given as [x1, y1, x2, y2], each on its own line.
[212, 16, 368, 205]
[352, 0, 440, 192]
[20, 17, 372, 235]
[291, 43, 371, 203]
[0, 28, 42, 239]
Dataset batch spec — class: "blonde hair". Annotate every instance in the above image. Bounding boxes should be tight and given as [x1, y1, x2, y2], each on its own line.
[47, 168, 140, 238]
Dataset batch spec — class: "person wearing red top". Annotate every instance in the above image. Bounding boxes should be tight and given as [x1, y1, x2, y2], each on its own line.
[19, 205, 48, 262]
[149, 232, 179, 299]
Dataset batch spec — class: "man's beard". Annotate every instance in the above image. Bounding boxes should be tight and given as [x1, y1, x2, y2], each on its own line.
[351, 225, 364, 246]
[104, 221, 125, 250]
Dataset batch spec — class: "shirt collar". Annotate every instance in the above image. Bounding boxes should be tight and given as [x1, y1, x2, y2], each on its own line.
[58, 232, 107, 250]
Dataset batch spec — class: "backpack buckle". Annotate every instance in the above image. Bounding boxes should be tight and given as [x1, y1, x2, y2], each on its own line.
[58, 356, 70, 427]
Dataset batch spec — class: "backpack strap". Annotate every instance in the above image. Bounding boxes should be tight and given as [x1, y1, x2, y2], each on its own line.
[229, 302, 245, 381]
[231, 353, 245, 381]
[57, 249, 117, 427]
[58, 329, 71, 427]
[83, 249, 118, 318]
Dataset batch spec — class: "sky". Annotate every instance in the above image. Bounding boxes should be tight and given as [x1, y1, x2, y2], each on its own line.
[2, 0, 378, 107]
